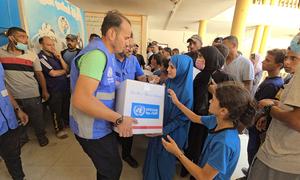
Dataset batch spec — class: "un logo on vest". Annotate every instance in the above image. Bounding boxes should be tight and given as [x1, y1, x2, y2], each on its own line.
[133, 105, 146, 117]
[107, 67, 113, 78]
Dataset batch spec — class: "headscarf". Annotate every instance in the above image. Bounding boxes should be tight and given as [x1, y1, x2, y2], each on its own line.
[164, 55, 194, 127]
[197, 46, 225, 84]
[193, 46, 226, 115]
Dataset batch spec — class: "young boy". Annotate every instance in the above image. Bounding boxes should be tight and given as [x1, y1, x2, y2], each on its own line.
[245, 49, 285, 174]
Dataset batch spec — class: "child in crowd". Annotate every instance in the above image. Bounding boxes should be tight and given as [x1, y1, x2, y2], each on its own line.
[245, 49, 285, 175]
[163, 82, 256, 180]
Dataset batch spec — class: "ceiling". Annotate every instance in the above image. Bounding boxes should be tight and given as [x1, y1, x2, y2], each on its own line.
[69, 0, 299, 36]
[69, 0, 235, 31]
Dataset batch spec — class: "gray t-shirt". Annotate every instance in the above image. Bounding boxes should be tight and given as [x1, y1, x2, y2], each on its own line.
[0, 47, 41, 99]
[62, 49, 79, 66]
[257, 64, 300, 174]
[224, 55, 254, 83]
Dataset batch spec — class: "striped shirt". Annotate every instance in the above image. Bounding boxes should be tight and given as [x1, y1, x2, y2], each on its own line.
[0, 46, 42, 99]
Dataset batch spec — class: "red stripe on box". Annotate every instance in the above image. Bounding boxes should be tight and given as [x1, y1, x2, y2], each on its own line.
[133, 126, 162, 129]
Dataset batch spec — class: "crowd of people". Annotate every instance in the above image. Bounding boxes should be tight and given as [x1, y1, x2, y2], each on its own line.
[0, 9, 299, 180]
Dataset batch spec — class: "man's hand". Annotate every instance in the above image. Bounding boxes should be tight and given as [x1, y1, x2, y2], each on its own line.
[117, 116, 138, 137]
[256, 116, 267, 132]
[42, 90, 50, 101]
[53, 50, 62, 60]
[258, 99, 275, 109]
[16, 110, 29, 126]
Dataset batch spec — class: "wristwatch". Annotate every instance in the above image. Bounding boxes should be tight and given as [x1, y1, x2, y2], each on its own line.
[263, 104, 274, 116]
[115, 115, 123, 126]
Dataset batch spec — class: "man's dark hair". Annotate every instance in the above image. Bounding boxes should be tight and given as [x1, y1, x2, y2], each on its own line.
[267, 48, 286, 69]
[161, 58, 170, 69]
[172, 48, 179, 55]
[223, 35, 239, 47]
[213, 37, 223, 44]
[89, 33, 100, 39]
[6, 27, 26, 36]
[163, 47, 172, 55]
[38, 37, 44, 44]
[101, 10, 131, 36]
[149, 53, 162, 65]
[38, 36, 52, 44]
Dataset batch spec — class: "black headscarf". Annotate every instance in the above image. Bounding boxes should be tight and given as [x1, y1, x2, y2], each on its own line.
[193, 46, 226, 115]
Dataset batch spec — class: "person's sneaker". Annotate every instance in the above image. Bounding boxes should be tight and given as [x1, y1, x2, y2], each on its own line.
[38, 136, 49, 147]
[123, 156, 139, 168]
[56, 130, 68, 139]
[241, 167, 248, 176]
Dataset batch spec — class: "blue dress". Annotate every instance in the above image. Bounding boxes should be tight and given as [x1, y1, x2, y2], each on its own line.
[143, 55, 194, 180]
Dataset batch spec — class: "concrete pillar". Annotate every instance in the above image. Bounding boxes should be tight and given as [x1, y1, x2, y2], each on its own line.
[230, 0, 252, 43]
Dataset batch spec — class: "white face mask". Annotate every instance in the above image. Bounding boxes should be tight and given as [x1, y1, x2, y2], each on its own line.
[11, 36, 28, 51]
[15, 42, 28, 51]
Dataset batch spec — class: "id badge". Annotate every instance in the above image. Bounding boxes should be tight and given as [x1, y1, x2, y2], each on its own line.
[1, 89, 8, 97]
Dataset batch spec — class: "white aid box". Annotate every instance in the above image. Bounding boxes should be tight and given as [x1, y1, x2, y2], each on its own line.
[115, 79, 165, 134]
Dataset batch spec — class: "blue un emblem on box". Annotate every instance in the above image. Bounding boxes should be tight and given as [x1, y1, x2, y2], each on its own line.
[131, 103, 160, 119]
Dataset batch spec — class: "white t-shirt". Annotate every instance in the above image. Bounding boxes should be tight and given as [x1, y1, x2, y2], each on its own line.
[257, 64, 300, 174]
[224, 55, 254, 82]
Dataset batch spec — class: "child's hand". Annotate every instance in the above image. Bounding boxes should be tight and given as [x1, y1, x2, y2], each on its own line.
[167, 89, 180, 105]
[148, 75, 160, 84]
[161, 135, 181, 156]
[208, 79, 217, 94]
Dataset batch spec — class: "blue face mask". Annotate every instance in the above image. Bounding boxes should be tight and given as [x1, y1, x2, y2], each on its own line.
[15, 42, 28, 51]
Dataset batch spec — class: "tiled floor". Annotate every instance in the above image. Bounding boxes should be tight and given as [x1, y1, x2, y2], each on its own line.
[0, 125, 248, 180]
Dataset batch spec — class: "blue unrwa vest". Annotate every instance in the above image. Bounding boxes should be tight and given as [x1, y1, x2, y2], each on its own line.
[0, 63, 18, 136]
[69, 38, 116, 139]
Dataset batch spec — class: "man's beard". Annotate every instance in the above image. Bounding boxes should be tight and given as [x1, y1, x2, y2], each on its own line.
[118, 52, 126, 58]
[67, 44, 75, 49]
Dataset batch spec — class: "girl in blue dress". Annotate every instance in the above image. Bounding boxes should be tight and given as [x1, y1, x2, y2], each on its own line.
[163, 82, 256, 180]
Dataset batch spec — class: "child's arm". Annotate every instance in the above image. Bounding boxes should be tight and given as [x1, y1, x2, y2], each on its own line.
[168, 89, 203, 124]
[162, 135, 218, 180]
